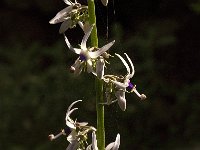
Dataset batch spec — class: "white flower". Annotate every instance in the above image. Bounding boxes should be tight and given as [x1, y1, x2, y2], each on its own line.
[65, 100, 89, 142]
[64, 25, 115, 75]
[103, 53, 146, 111]
[49, 100, 96, 150]
[49, 0, 88, 33]
[101, 0, 109, 6]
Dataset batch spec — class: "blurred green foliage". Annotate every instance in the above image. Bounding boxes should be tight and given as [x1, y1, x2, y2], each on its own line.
[0, 0, 200, 150]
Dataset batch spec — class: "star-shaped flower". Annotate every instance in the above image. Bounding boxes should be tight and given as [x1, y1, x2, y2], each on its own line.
[64, 25, 115, 75]
[49, 100, 96, 149]
[49, 0, 88, 33]
[103, 53, 146, 111]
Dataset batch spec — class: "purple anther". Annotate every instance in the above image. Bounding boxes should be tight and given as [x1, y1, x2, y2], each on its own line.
[128, 81, 135, 90]
[79, 54, 86, 61]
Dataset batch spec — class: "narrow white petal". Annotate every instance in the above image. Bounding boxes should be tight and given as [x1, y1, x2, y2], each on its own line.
[63, 0, 73, 5]
[78, 21, 91, 34]
[64, 34, 81, 54]
[59, 18, 72, 34]
[49, 6, 73, 24]
[92, 132, 98, 150]
[67, 100, 82, 113]
[66, 108, 78, 128]
[87, 59, 93, 73]
[124, 53, 135, 78]
[113, 134, 120, 150]
[105, 142, 115, 150]
[76, 122, 88, 126]
[81, 25, 94, 50]
[65, 100, 82, 128]
[101, 0, 108, 6]
[78, 21, 84, 30]
[115, 53, 130, 75]
[86, 145, 92, 150]
[89, 40, 115, 58]
[105, 134, 120, 150]
[66, 120, 76, 129]
[96, 58, 105, 79]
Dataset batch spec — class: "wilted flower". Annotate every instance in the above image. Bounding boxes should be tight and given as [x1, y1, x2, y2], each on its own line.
[49, 100, 96, 149]
[64, 25, 115, 75]
[49, 0, 88, 33]
[87, 132, 120, 150]
[103, 53, 146, 111]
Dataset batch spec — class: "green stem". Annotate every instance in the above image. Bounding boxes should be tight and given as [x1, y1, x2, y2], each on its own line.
[88, 0, 98, 47]
[88, 0, 105, 150]
[95, 78, 105, 150]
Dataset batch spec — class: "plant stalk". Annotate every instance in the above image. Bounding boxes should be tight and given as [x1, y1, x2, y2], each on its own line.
[88, 0, 105, 150]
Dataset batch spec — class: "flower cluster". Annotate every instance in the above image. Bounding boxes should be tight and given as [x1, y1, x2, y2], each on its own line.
[49, 100, 96, 149]
[49, 100, 120, 150]
[49, 0, 146, 149]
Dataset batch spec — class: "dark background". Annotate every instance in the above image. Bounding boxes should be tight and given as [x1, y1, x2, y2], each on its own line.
[0, 0, 200, 149]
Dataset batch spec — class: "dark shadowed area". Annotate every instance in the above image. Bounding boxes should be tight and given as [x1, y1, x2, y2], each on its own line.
[0, 0, 200, 149]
